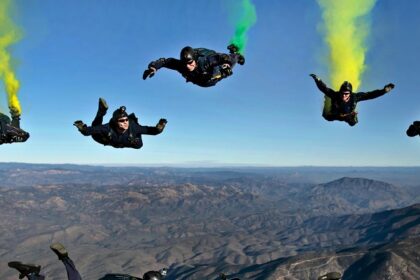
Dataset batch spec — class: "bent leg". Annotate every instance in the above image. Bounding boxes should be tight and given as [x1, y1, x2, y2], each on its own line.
[62, 257, 82, 280]
[92, 112, 104, 127]
[322, 113, 336, 122]
[11, 116, 20, 128]
[345, 114, 358, 127]
[228, 54, 239, 67]
[0, 113, 10, 138]
[92, 98, 108, 126]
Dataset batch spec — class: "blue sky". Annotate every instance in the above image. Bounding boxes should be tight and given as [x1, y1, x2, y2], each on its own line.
[1, 0, 420, 166]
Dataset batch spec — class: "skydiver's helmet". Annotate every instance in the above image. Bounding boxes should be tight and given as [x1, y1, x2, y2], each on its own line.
[112, 106, 128, 121]
[339, 81, 353, 94]
[143, 270, 164, 280]
[110, 106, 128, 127]
[180, 46, 195, 64]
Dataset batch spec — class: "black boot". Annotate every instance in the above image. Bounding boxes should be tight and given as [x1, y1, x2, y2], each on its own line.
[227, 44, 245, 65]
[227, 44, 239, 54]
[98, 98, 108, 116]
[8, 261, 41, 279]
[237, 54, 245, 65]
[407, 124, 419, 137]
[50, 242, 69, 260]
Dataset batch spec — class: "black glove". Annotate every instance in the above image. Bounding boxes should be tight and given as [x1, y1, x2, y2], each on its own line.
[143, 67, 156, 80]
[73, 120, 87, 133]
[384, 83, 395, 92]
[156, 118, 167, 131]
[310, 74, 319, 81]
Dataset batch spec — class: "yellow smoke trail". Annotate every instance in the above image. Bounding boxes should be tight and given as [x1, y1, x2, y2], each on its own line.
[317, 0, 377, 91]
[0, 0, 22, 115]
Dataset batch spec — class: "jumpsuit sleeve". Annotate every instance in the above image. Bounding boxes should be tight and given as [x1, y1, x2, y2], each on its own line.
[313, 78, 336, 99]
[83, 125, 110, 136]
[132, 122, 162, 135]
[148, 58, 184, 72]
[354, 89, 388, 102]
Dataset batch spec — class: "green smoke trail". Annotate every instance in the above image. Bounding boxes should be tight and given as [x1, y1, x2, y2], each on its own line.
[229, 0, 257, 54]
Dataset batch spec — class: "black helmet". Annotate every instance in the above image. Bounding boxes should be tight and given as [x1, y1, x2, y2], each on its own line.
[180, 46, 195, 63]
[112, 106, 128, 122]
[339, 81, 353, 93]
[143, 271, 163, 280]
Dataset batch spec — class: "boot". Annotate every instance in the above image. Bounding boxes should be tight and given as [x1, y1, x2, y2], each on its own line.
[8, 261, 41, 279]
[50, 242, 69, 260]
[98, 98, 108, 116]
[227, 44, 239, 54]
[407, 123, 419, 137]
[227, 44, 245, 65]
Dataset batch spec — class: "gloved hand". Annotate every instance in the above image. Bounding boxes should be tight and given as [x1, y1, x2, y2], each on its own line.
[156, 118, 167, 131]
[73, 120, 87, 132]
[384, 83, 395, 93]
[143, 67, 156, 80]
[310, 74, 319, 81]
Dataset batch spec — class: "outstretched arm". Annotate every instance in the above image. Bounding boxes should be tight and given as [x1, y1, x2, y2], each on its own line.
[74, 121, 109, 137]
[138, 126, 162, 135]
[143, 58, 183, 80]
[310, 74, 336, 98]
[132, 119, 167, 135]
[356, 83, 395, 102]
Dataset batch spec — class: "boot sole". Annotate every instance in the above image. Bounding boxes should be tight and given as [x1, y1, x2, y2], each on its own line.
[50, 243, 68, 258]
[99, 98, 109, 110]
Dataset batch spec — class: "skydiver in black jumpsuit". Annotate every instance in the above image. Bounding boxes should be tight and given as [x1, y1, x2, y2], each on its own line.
[310, 74, 395, 126]
[0, 107, 30, 144]
[74, 99, 166, 149]
[143, 45, 245, 87]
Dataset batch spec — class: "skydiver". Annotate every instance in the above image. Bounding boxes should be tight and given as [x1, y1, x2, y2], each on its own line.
[73, 98, 167, 149]
[8, 243, 82, 280]
[143, 44, 245, 87]
[0, 107, 30, 144]
[310, 74, 395, 126]
[406, 121, 420, 137]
